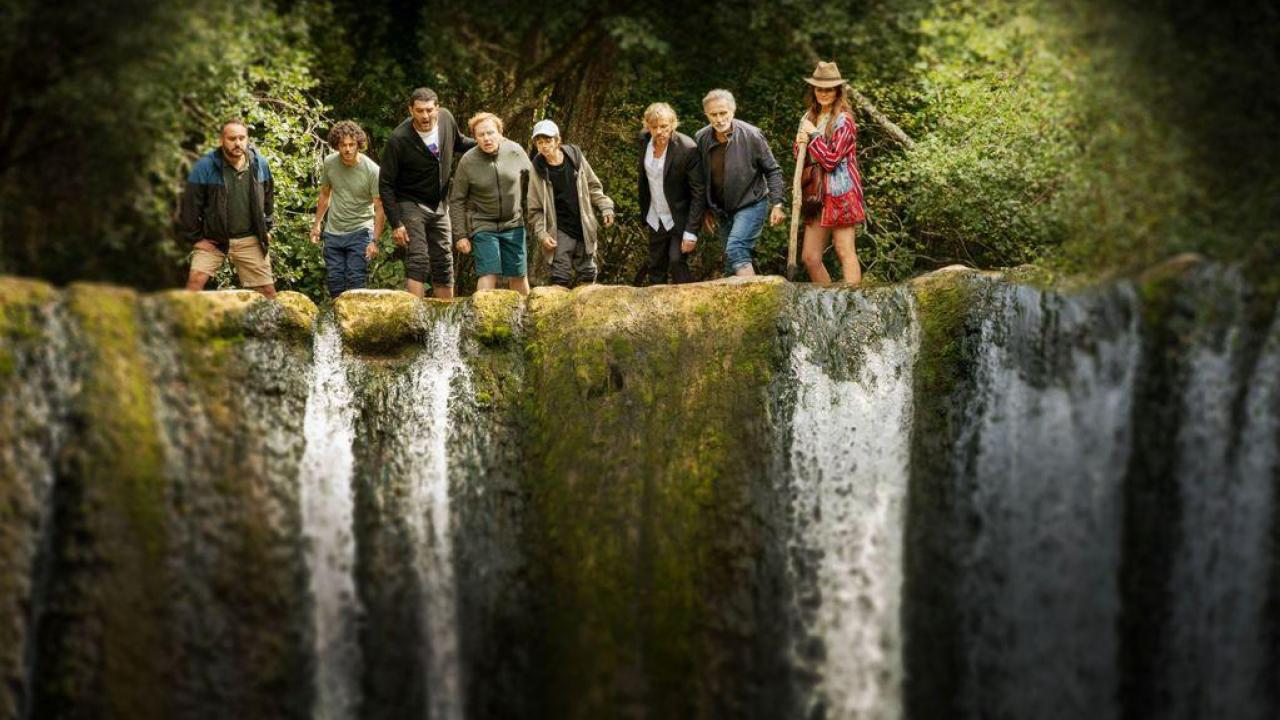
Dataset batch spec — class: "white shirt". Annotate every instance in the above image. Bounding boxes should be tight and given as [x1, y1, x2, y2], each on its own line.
[644, 140, 696, 240]
[416, 126, 440, 156]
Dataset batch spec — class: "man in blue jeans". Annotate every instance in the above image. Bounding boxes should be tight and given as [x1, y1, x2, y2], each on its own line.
[693, 89, 786, 276]
[311, 120, 384, 297]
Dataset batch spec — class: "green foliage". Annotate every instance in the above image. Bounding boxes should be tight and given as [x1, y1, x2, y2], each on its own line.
[178, 7, 331, 299]
[1, 0, 1275, 296]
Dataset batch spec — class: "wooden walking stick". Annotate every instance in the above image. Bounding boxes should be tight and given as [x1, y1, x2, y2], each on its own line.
[787, 121, 808, 281]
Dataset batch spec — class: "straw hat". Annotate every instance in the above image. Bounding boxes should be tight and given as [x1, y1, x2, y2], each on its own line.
[804, 61, 846, 88]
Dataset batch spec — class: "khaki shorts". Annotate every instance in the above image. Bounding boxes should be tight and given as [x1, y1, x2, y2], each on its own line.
[190, 236, 274, 288]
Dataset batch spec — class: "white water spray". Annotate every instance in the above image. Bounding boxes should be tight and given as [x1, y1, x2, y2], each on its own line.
[299, 320, 363, 720]
[401, 316, 467, 720]
[957, 284, 1139, 720]
[1166, 292, 1279, 720]
[787, 289, 918, 720]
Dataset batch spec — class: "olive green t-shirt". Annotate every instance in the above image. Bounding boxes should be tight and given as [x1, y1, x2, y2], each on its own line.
[320, 153, 380, 234]
[222, 160, 255, 238]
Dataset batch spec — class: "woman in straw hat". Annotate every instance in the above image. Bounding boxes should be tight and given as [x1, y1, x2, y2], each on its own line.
[795, 61, 866, 285]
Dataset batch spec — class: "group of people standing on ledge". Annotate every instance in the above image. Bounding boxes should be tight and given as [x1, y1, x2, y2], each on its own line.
[177, 62, 864, 300]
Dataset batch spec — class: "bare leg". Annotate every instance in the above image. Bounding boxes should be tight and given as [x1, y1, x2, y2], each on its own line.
[406, 279, 426, 298]
[831, 226, 861, 285]
[186, 270, 212, 292]
[251, 284, 277, 299]
[802, 222, 832, 285]
[476, 275, 499, 291]
[431, 284, 454, 300]
[506, 276, 530, 296]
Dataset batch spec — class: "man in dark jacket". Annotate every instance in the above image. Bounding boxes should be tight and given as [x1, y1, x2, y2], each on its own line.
[694, 89, 786, 277]
[178, 118, 276, 297]
[379, 87, 475, 299]
[637, 102, 705, 285]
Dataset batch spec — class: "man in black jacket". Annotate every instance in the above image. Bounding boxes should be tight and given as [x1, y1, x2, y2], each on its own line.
[379, 87, 475, 299]
[637, 102, 705, 285]
[178, 118, 276, 297]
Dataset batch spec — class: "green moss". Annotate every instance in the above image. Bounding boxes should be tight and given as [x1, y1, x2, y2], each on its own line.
[149, 289, 259, 339]
[1136, 253, 1206, 328]
[148, 289, 317, 349]
[36, 283, 174, 718]
[911, 267, 980, 401]
[335, 289, 428, 354]
[523, 277, 787, 717]
[470, 289, 524, 347]
[0, 277, 57, 380]
[273, 290, 318, 334]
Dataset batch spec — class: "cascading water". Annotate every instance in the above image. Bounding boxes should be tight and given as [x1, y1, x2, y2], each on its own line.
[785, 286, 918, 720]
[299, 319, 363, 720]
[1165, 280, 1279, 720]
[1, 299, 74, 720]
[954, 282, 1139, 720]
[2, 269, 1277, 720]
[400, 315, 468, 720]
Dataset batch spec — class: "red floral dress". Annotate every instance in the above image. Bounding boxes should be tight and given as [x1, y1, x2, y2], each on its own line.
[799, 111, 866, 227]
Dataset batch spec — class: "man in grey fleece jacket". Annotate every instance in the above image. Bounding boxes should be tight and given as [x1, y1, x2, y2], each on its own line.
[450, 112, 534, 294]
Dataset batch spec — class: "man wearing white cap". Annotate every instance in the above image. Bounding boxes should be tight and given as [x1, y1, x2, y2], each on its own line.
[526, 119, 615, 288]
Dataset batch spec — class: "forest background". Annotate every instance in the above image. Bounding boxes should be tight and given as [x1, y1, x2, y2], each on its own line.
[0, 0, 1275, 300]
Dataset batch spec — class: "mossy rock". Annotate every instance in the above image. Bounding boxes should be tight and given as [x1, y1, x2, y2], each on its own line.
[523, 276, 789, 718]
[470, 289, 524, 347]
[272, 291, 318, 333]
[32, 283, 176, 718]
[335, 289, 429, 354]
[0, 276, 57, 341]
[148, 290, 316, 345]
[149, 289, 260, 339]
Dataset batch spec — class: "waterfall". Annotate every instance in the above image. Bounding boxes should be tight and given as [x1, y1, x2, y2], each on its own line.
[299, 319, 363, 720]
[786, 287, 918, 720]
[4, 301, 74, 720]
[400, 315, 467, 720]
[1166, 285, 1279, 720]
[955, 283, 1139, 720]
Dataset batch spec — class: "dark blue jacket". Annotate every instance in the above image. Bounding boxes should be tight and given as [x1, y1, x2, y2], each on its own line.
[177, 147, 274, 251]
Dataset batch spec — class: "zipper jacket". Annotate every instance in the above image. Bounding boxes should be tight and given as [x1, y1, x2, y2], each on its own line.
[177, 147, 274, 252]
[693, 118, 785, 214]
[527, 144, 615, 255]
[448, 139, 533, 240]
[378, 110, 475, 228]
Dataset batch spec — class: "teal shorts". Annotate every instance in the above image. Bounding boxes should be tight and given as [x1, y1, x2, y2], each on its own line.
[472, 228, 527, 278]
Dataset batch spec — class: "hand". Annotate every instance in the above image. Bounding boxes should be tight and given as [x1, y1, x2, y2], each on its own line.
[681, 238, 696, 254]
[799, 118, 817, 135]
[365, 242, 379, 260]
[194, 239, 218, 252]
[310, 225, 322, 245]
[769, 205, 786, 226]
[541, 234, 557, 251]
[456, 237, 472, 255]
[603, 213, 615, 228]
[392, 226, 409, 248]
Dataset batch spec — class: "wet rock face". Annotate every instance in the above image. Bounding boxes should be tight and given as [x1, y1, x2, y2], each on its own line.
[0, 278, 65, 720]
[522, 277, 794, 719]
[0, 286, 319, 720]
[0, 262, 1277, 720]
